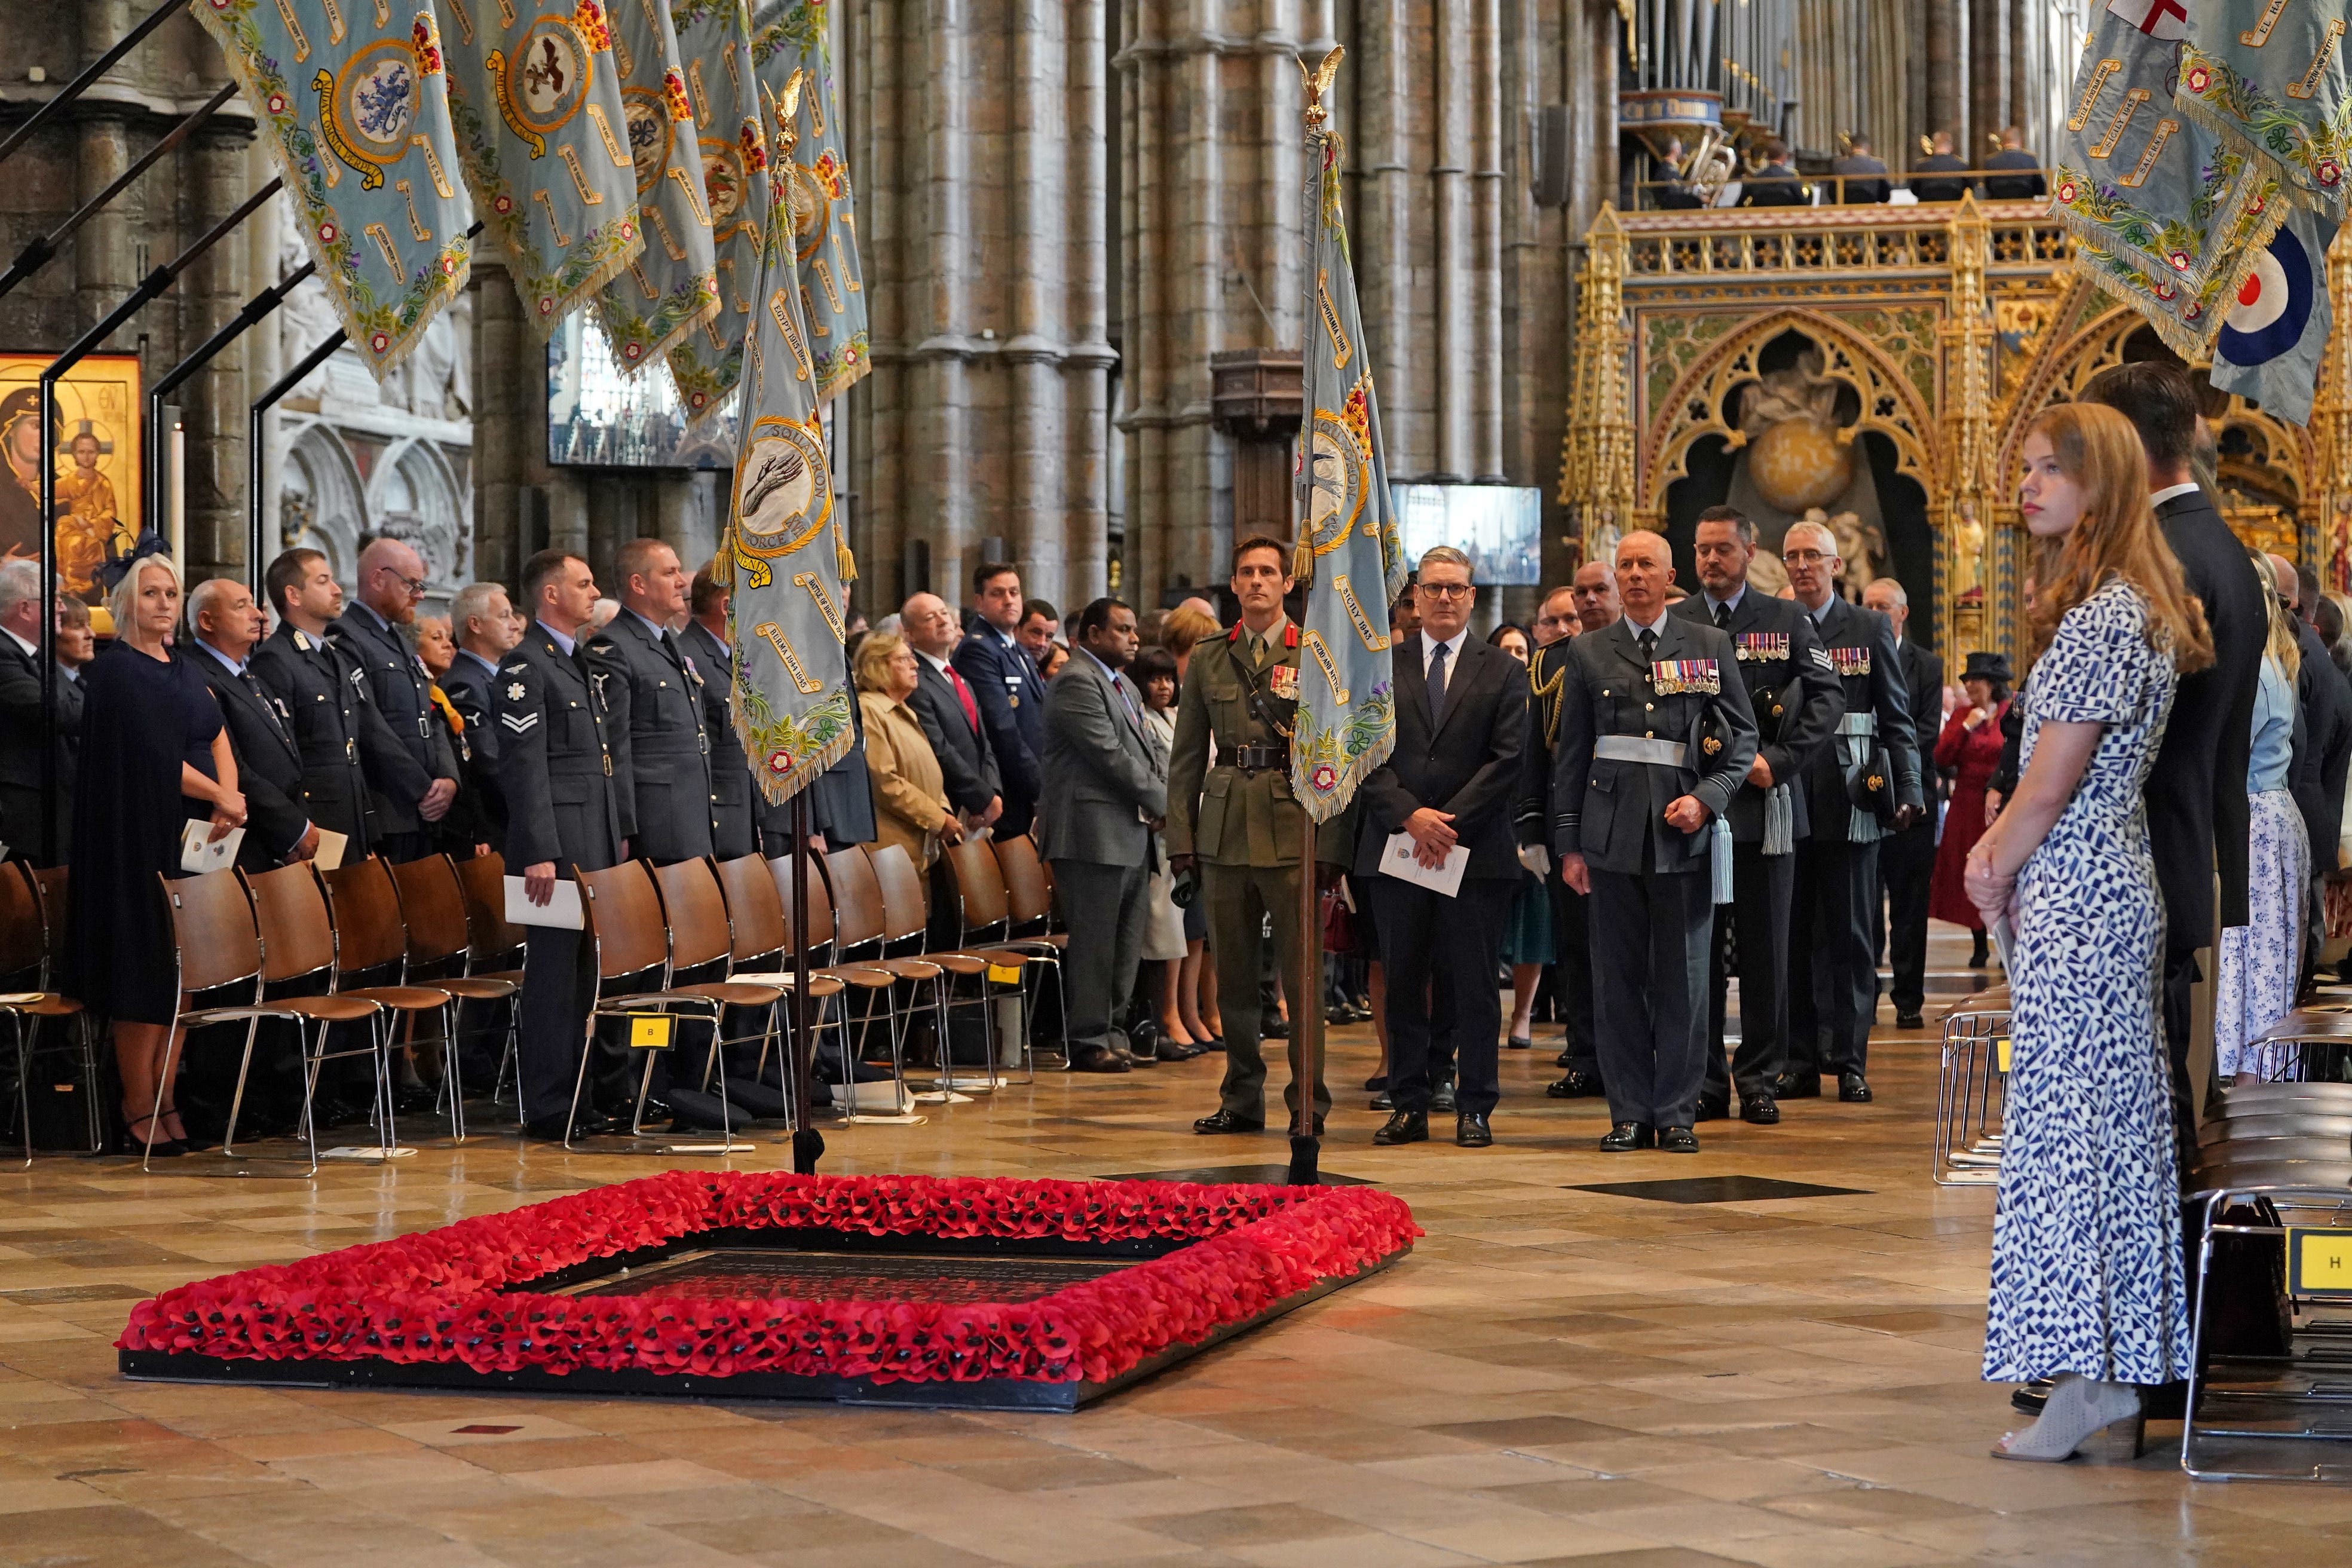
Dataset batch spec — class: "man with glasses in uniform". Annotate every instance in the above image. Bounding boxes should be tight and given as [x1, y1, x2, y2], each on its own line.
[327, 537, 460, 862]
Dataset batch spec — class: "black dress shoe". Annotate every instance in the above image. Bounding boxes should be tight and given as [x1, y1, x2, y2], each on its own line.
[1369, 1090, 1393, 1110]
[1598, 1122, 1654, 1152]
[1193, 1108, 1264, 1134]
[1155, 1038, 1205, 1061]
[1430, 1077, 1457, 1113]
[1694, 1099, 1729, 1123]
[1454, 1111, 1493, 1147]
[1838, 1071, 1873, 1103]
[1776, 1073, 1822, 1099]
[393, 1082, 436, 1116]
[1554, 1048, 1575, 1068]
[1364, 1073, 1388, 1091]
[1895, 1010, 1925, 1030]
[524, 1113, 608, 1141]
[1659, 1125, 1699, 1153]
[1740, 1093, 1780, 1125]
[1072, 1045, 1131, 1073]
[1545, 1070, 1604, 1099]
[1260, 1015, 1290, 1039]
[1122, 1048, 1158, 1068]
[1371, 1108, 1428, 1145]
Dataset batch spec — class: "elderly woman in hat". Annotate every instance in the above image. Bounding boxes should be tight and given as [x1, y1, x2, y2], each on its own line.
[1930, 651, 2013, 968]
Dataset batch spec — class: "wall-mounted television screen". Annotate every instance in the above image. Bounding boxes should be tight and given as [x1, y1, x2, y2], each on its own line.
[1391, 483, 1542, 586]
[547, 319, 738, 468]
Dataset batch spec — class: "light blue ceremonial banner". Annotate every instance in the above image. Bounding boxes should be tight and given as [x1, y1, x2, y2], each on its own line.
[592, 0, 719, 369]
[2054, 0, 2282, 357]
[723, 139, 850, 804]
[750, 0, 869, 401]
[195, 0, 473, 381]
[2180, 0, 2352, 221]
[667, 0, 770, 422]
[2212, 205, 2339, 425]
[1290, 51, 1405, 825]
[439, 0, 644, 333]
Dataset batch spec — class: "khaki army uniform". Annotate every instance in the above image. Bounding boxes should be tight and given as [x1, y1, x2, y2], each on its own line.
[1165, 615, 1342, 1126]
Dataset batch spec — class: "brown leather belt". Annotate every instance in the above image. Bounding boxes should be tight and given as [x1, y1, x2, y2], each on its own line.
[1229, 743, 1288, 773]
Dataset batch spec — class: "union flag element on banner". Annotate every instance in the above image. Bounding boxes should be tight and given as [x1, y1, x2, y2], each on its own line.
[196, 0, 472, 379]
[2176, 1, 2352, 221]
[751, 0, 869, 402]
[440, 0, 645, 334]
[667, 0, 771, 422]
[1290, 49, 1405, 825]
[722, 129, 851, 804]
[590, 0, 720, 369]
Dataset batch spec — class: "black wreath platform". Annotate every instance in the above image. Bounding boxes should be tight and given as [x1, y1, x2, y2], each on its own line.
[117, 1171, 1419, 1410]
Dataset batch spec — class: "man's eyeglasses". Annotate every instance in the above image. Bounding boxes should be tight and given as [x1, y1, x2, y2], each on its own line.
[1782, 549, 1833, 568]
[1417, 582, 1474, 600]
[376, 565, 427, 596]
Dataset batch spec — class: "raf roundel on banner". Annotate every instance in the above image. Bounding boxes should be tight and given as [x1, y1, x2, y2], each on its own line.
[2218, 223, 2315, 366]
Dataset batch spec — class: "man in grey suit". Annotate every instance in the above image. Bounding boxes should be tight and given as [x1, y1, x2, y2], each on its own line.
[901, 592, 1003, 831]
[1038, 597, 1168, 1073]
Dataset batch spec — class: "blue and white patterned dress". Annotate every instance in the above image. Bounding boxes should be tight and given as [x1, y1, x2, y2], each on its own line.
[1983, 578, 2193, 1387]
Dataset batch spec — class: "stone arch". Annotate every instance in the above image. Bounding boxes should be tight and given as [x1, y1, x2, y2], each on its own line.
[278, 418, 366, 584]
[370, 436, 470, 597]
[1639, 307, 1943, 518]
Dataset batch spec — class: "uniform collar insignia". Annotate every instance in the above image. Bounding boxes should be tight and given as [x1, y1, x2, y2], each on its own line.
[293, 629, 311, 651]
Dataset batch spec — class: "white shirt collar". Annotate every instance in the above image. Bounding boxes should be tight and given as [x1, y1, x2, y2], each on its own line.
[2150, 480, 2201, 507]
[194, 637, 247, 676]
[1420, 627, 1466, 671]
[1623, 607, 1673, 639]
[1, 625, 35, 660]
[537, 618, 578, 657]
[915, 647, 953, 676]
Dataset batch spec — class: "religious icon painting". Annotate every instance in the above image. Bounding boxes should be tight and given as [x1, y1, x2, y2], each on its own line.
[0, 353, 142, 614]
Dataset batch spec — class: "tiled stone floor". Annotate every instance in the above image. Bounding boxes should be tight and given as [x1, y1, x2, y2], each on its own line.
[1, 938, 2338, 1567]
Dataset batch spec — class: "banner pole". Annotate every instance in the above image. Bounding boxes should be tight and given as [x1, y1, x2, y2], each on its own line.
[790, 791, 823, 1174]
[1287, 68, 1326, 1188]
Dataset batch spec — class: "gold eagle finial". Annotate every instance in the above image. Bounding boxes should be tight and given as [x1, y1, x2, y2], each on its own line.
[1298, 45, 1344, 124]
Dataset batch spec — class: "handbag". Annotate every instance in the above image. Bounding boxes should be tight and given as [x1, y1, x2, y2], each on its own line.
[1320, 884, 1356, 954]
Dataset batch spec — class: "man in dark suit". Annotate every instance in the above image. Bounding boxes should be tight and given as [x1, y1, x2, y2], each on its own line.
[498, 550, 633, 1141]
[1553, 530, 1757, 1153]
[0, 561, 79, 864]
[1830, 136, 1891, 203]
[1037, 597, 1168, 1073]
[1781, 519, 1923, 1104]
[1358, 546, 1527, 1149]
[590, 539, 716, 865]
[327, 537, 460, 861]
[1910, 130, 1974, 201]
[1650, 137, 1707, 210]
[2082, 364, 2267, 1165]
[442, 580, 521, 849]
[1738, 137, 1811, 207]
[954, 563, 1049, 839]
[1674, 507, 1843, 1125]
[1864, 575, 1944, 1030]
[186, 578, 317, 871]
[252, 547, 433, 860]
[901, 591, 1003, 831]
[1982, 127, 2047, 200]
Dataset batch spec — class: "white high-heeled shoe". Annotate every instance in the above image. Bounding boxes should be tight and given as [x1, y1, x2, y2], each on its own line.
[1992, 1373, 2145, 1462]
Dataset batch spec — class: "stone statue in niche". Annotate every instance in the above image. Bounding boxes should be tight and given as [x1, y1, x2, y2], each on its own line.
[1721, 336, 1890, 601]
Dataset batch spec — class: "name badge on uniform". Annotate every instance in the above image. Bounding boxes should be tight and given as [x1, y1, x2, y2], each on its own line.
[1270, 663, 1299, 699]
[1734, 632, 1788, 663]
[1650, 658, 1720, 695]
[1830, 646, 1873, 677]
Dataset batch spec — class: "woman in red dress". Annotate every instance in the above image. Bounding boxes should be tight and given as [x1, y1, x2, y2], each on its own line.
[1930, 651, 2014, 968]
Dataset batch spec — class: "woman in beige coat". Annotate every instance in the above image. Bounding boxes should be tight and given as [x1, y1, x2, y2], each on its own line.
[855, 632, 964, 867]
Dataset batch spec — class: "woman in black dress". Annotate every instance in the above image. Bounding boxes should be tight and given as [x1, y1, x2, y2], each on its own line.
[63, 555, 246, 1154]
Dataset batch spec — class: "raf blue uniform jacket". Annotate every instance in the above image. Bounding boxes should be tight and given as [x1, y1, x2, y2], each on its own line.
[953, 624, 1046, 822]
[492, 624, 629, 875]
[1549, 614, 1758, 875]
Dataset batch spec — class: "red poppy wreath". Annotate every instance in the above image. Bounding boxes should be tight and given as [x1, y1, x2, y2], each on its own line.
[118, 1171, 1419, 1388]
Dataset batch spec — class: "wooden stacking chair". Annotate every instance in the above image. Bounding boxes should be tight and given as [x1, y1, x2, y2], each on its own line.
[823, 846, 953, 1087]
[318, 858, 463, 1142]
[647, 858, 793, 1111]
[755, 851, 904, 1117]
[169, 867, 386, 1175]
[0, 863, 93, 1164]
[452, 850, 528, 1101]
[941, 837, 1062, 1079]
[564, 860, 751, 1152]
[988, 834, 1074, 1068]
[711, 852, 847, 1120]
[390, 855, 522, 1135]
[869, 843, 1036, 1092]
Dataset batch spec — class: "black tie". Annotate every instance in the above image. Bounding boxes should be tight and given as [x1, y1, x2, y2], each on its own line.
[1427, 639, 1450, 730]
[241, 669, 290, 743]
[1639, 627, 1658, 663]
[1715, 600, 1732, 632]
